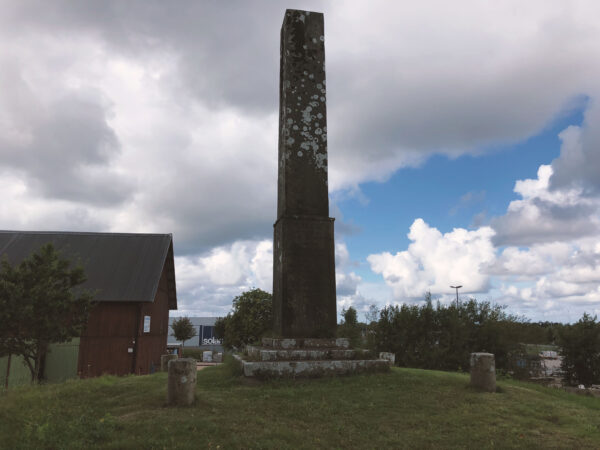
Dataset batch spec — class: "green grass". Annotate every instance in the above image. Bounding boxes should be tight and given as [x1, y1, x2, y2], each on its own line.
[1, 359, 599, 449]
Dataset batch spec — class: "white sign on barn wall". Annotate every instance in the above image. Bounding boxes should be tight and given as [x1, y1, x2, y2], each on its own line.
[143, 316, 151, 333]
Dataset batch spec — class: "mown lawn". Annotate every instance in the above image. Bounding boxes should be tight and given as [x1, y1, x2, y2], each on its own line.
[1, 359, 599, 449]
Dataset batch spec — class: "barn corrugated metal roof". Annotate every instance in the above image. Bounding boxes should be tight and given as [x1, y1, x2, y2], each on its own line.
[0, 231, 177, 309]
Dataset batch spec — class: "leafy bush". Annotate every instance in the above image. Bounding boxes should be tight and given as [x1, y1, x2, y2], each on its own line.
[558, 313, 600, 386]
[373, 295, 524, 372]
[181, 348, 204, 361]
[214, 288, 272, 349]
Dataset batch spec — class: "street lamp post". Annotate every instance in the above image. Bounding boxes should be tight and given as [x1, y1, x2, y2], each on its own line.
[450, 285, 462, 308]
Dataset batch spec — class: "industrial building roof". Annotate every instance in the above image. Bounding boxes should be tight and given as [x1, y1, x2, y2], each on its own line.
[169, 317, 219, 327]
[0, 231, 177, 309]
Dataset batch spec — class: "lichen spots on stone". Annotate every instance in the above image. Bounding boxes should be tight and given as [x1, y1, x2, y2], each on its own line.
[312, 38, 317, 43]
[302, 106, 313, 123]
[298, 14, 305, 23]
[297, 151, 303, 157]
[293, 124, 299, 130]
[317, 113, 323, 119]
[320, 96, 325, 102]
[316, 83, 322, 90]
[309, 74, 314, 80]
[320, 35, 324, 41]
[287, 137, 295, 145]
[315, 128, 322, 135]
[287, 118, 293, 125]
[315, 152, 327, 170]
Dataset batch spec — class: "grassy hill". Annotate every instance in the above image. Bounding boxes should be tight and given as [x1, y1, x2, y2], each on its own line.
[1, 359, 599, 449]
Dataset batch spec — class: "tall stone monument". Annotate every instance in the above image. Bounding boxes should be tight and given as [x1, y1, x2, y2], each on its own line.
[233, 10, 391, 377]
[273, 9, 336, 338]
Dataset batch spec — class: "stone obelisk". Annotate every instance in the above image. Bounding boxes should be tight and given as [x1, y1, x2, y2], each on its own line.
[273, 9, 336, 338]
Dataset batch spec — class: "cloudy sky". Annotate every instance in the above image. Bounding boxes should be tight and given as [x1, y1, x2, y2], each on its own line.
[2, 0, 600, 322]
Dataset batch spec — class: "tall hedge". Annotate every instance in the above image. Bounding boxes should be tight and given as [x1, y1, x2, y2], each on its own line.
[373, 296, 524, 372]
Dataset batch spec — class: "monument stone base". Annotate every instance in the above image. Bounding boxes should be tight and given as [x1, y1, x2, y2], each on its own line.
[234, 338, 391, 379]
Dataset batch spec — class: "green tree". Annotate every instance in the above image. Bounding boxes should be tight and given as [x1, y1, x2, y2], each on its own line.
[170, 317, 197, 347]
[217, 288, 272, 349]
[0, 243, 94, 383]
[338, 306, 362, 348]
[558, 313, 600, 386]
[0, 261, 31, 388]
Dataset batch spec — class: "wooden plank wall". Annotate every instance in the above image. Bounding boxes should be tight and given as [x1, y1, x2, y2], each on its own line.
[77, 266, 171, 377]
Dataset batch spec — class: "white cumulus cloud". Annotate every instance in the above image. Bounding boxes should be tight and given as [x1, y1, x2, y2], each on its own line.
[368, 219, 496, 299]
[491, 164, 600, 246]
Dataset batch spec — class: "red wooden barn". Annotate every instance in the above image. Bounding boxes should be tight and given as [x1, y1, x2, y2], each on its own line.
[0, 231, 177, 377]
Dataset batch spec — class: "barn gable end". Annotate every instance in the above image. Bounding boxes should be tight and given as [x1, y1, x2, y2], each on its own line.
[0, 230, 178, 378]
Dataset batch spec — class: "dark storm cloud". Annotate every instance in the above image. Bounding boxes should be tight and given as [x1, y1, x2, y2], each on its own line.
[3, 0, 318, 113]
[0, 61, 130, 205]
[8, 0, 590, 167]
[550, 105, 600, 195]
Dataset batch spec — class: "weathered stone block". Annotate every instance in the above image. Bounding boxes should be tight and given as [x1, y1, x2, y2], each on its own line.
[304, 338, 349, 348]
[256, 348, 359, 361]
[160, 354, 178, 371]
[234, 355, 390, 379]
[273, 217, 336, 338]
[167, 358, 196, 406]
[262, 338, 299, 349]
[202, 351, 212, 362]
[379, 352, 395, 365]
[470, 352, 496, 392]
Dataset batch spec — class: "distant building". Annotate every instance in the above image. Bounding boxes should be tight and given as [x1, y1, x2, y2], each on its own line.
[0, 231, 177, 380]
[168, 317, 224, 352]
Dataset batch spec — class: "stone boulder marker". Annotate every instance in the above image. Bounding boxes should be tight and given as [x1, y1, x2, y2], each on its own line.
[234, 10, 391, 378]
[273, 9, 336, 339]
[470, 352, 496, 392]
[167, 358, 197, 406]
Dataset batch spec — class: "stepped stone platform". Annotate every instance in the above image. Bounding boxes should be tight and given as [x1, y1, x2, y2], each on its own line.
[234, 338, 391, 379]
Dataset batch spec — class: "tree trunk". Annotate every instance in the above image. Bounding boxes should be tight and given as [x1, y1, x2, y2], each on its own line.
[33, 341, 48, 383]
[22, 355, 35, 383]
[4, 353, 11, 389]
